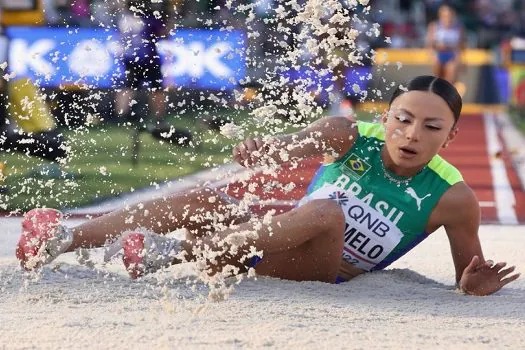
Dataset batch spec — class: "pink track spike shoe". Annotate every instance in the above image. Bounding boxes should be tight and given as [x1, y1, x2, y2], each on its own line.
[16, 208, 73, 270]
[119, 231, 181, 279]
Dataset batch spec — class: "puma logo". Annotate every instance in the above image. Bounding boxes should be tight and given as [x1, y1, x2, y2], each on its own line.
[405, 187, 431, 211]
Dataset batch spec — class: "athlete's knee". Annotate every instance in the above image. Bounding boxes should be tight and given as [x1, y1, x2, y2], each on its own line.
[170, 187, 218, 204]
[302, 199, 345, 233]
[193, 187, 237, 204]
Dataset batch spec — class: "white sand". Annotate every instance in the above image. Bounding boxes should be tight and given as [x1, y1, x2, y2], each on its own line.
[1, 218, 524, 349]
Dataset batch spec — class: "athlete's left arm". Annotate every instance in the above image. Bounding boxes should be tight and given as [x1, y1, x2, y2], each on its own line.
[459, 26, 467, 52]
[438, 183, 519, 296]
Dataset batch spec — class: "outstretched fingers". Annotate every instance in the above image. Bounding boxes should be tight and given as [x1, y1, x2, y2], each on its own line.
[492, 261, 506, 271]
[243, 138, 258, 152]
[232, 137, 268, 167]
[483, 259, 494, 268]
[500, 272, 521, 286]
[239, 142, 249, 160]
[491, 262, 520, 287]
[497, 264, 520, 284]
[497, 265, 514, 277]
[254, 138, 265, 151]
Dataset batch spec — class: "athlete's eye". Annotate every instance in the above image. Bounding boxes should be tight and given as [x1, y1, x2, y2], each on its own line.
[426, 125, 441, 130]
[395, 115, 411, 123]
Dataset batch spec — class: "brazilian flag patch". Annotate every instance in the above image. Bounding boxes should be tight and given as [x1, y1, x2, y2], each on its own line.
[341, 153, 371, 179]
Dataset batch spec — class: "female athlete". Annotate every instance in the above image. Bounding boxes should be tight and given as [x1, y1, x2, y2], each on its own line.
[16, 76, 519, 296]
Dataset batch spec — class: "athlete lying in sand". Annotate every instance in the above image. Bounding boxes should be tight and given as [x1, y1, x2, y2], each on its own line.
[16, 75, 519, 296]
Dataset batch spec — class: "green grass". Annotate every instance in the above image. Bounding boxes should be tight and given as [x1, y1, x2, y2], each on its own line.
[1, 112, 238, 211]
[0, 109, 375, 212]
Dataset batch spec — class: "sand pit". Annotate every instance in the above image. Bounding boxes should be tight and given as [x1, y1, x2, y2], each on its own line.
[1, 218, 524, 349]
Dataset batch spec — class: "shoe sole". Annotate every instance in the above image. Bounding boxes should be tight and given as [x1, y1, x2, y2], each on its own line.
[16, 208, 63, 270]
[122, 232, 146, 279]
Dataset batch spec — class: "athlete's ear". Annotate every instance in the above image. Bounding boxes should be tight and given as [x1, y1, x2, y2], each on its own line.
[442, 126, 459, 149]
[381, 109, 389, 124]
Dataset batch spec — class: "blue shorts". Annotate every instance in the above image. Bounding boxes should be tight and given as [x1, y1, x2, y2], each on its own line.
[247, 255, 263, 268]
[437, 51, 456, 64]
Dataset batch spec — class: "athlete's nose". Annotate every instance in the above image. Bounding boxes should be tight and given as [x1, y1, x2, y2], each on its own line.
[405, 123, 421, 142]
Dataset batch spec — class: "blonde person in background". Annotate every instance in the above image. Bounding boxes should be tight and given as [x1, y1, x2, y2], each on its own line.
[426, 4, 466, 95]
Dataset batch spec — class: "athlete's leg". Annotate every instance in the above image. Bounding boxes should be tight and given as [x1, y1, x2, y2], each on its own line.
[115, 88, 135, 119]
[443, 59, 459, 84]
[255, 241, 344, 283]
[115, 61, 138, 118]
[68, 187, 251, 251]
[431, 53, 444, 79]
[149, 90, 166, 121]
[180, 199, 346, 283]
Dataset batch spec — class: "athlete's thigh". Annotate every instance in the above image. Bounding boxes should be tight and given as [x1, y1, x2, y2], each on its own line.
[254, 232, 344, 284]
[182, 187, 253, 236]
[432, 62, 444, 79]
[443, 60, 459, 82]
[205, 188, 253, 224]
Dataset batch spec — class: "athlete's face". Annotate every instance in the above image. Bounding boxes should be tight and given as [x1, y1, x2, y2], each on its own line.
[439, 6, 455, 27]
[382, 90, 458, 172]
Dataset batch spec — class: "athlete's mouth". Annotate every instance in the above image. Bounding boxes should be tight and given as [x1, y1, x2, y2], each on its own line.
[399, 146, 418, 155]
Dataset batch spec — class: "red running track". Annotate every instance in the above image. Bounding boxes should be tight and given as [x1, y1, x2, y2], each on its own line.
[220, 114, 525, 224]
[4, 114, 522, 225]
[441, 113, 525, 224]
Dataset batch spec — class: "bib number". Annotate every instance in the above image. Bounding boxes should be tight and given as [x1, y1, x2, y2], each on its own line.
[298, 184, 403, 271]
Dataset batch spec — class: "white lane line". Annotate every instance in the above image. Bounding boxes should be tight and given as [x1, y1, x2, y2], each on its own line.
[496, 111, 525, 190]
[483, 113, 518, 224]
[67, 163, 244, 215]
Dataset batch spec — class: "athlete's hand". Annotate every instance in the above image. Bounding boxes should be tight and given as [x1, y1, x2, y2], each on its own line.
[233, 137, 275, 167]
[458, 255, 520, 296]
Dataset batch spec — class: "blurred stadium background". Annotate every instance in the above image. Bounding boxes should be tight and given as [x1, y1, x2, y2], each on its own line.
[0, 0, 524, 217]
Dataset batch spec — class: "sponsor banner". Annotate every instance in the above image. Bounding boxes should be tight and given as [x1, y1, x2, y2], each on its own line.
[158, 29, 246, 90]
[6, 26, 123, 88]
[282, 66, 373, 102]
[6, 27, 246, 90]
[343, 66, 372, 98]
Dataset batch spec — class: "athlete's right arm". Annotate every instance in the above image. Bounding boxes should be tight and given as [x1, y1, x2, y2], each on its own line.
[232, 116, 358, 168]
[426, 22, 436, 49]
[438, 183, 520, 295]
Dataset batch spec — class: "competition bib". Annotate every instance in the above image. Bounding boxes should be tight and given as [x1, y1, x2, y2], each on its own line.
[298, 184, 403, 271]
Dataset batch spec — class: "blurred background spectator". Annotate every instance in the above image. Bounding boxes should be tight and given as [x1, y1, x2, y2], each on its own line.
[114, 0, 192, 145]
[426, 4, 465, 85]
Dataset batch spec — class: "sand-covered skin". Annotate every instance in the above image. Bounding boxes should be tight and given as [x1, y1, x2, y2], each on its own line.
[1, 218, 524, 349]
